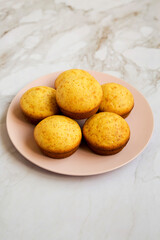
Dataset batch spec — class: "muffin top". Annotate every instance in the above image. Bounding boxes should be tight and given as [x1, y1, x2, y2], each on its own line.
[55, 69, 94, 89]
[99, 83, 134, 116]
[34, 115, 82, 153]
[20, 86, 59, 120]
[56, 70, 103, 113]
[83, 112, 130, 150]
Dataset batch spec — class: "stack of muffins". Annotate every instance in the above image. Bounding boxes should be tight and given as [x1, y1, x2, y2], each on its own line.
[20, 69, 134, 158]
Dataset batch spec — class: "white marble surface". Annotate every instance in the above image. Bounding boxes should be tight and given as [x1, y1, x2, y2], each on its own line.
[0, 0, 160, 239]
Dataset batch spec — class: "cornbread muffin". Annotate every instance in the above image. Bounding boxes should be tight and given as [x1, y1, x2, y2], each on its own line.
[34, 115, 82, 158]
[55, 69, 94, 89]
[56, 70, 103, 119]
[99, 83, 134, 118]
[83, 112, 130, 155]
[20, 86, 59, 123]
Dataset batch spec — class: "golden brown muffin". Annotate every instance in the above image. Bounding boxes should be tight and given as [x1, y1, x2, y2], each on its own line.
[20, 86, 59, 123]
[56, 69, 103, 119]
[99, 83, 134, 118]
[83, 112, 130, 155]
[34, 115, 82, 158]
[55, 69, 94, 89]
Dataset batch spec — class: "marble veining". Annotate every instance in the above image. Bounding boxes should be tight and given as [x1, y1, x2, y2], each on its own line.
[0, 0, 160, 239]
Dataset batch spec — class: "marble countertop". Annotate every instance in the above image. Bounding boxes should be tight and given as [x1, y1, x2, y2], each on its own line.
[0, 0, 160, 239]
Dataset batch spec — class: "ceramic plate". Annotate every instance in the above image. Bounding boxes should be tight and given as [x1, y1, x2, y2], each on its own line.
[6, 71, 154, 176]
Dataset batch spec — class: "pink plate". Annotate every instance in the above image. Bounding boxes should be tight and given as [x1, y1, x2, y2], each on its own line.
[6, 71, 154, 176]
